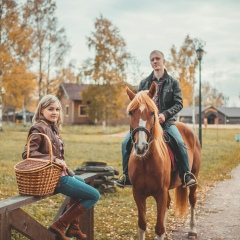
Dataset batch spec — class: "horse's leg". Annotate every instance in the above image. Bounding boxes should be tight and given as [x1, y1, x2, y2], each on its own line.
[188, 184, 198, 238]
[154, 189, 168, 240]
[164, 192, 171, 233]
[133, 192, 147, 240]
[155, 192, 170, 240]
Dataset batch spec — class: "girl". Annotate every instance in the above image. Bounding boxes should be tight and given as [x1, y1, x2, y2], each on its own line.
[22, 94, 100, 240]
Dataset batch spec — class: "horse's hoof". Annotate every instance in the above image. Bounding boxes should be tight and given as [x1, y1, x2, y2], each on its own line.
[154, 234, 166, 240]
[188, 231, 197, 239]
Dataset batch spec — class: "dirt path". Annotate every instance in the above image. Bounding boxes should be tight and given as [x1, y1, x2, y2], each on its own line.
[170, 164, 240, 240]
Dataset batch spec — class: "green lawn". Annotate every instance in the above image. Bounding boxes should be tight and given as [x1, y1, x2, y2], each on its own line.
[0, 123, 239, 239]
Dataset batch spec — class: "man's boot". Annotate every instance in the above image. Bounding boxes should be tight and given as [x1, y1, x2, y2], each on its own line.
[177, 153, 197, 188]
[49, 202, 86, 240]
[115, 134, 132, 188]
[165, 131, 197, 188]
[65, 199, 87, 239]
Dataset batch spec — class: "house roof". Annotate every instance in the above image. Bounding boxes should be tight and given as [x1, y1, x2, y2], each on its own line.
[215, 106, 240, 117]
[60, 83, 89, 100]
[179, 106, 240, 118]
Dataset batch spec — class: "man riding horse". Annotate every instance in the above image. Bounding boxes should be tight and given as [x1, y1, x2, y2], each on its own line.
[115, 50, 197, 188]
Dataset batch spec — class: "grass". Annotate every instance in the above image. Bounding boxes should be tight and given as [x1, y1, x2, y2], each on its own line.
[0, 123, 240, 240]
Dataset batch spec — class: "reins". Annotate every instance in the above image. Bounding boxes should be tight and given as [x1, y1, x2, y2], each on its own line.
[130, 113, 156, 146]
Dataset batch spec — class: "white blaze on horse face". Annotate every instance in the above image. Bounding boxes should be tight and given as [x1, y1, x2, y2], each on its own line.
[138, 118, 147, 150]
[139, 104, 145, 113]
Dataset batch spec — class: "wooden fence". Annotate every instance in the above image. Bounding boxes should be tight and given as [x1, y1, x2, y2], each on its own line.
[0, 173, 98, 240]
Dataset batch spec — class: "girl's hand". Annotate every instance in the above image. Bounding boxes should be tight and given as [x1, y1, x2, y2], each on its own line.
[55, 158, 68, 175]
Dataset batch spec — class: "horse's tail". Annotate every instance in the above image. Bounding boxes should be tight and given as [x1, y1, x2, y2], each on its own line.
[174, 185, 188, 218]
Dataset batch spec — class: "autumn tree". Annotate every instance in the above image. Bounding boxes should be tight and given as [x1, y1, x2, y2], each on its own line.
[195, 82, 224, 107]
[23, 0, 70, 99]
[80, 15, 131, 125]
[126, 55, 144, 87]
[55, 61, 79, 85]
[0, 0, 36, 112]
[166, 35, 199, 106]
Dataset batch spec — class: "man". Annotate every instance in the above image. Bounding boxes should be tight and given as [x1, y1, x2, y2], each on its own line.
[115, 50, 197, 188]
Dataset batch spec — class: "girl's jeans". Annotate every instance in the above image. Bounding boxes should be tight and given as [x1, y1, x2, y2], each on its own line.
[54, 175, 100, 210]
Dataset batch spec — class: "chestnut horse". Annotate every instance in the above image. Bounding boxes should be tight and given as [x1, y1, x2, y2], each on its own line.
[126, 82, 201, 240]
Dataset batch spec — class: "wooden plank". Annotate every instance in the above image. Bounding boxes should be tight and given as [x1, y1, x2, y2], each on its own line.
[52, 196, 70, 222]
[78, 172, 99, 184]
[0, 173, 98, 214]
[80, 207, 94, 240]
[0, 212, 11, 240]
[10, 208, 56, 240]
[0, 195, 50, 214]
[0, 172, 98, 240]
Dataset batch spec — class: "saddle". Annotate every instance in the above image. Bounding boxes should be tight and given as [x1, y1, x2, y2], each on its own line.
[163, 131, 178, 171]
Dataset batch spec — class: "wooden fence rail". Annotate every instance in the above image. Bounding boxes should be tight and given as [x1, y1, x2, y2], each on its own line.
[0, 173, 98, 240]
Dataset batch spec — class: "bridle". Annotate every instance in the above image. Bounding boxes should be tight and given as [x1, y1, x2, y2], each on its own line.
[130, 113, 156, 147]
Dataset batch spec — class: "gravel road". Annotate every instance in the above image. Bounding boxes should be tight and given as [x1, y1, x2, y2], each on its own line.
[170, 164, 240, 240]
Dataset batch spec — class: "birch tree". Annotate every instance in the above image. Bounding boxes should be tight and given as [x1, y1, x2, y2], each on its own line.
[23, 0, 70, 99]
[81, 15, 131, 125]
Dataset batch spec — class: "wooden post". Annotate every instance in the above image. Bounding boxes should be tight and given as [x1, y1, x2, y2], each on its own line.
[0, 173, 98, 240]
[10, 209, 55, 240]
[0, 212, 11, 240]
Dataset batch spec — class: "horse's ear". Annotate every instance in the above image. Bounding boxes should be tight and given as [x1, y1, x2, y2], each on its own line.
[126, 86, 136, 101]
[148, 82, 157, 99]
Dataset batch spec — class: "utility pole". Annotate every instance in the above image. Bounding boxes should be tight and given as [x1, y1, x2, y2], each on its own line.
[196, 47, 204, 147]
[192, 85, 196, 129]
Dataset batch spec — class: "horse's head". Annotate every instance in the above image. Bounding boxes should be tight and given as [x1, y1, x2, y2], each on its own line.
[126, 82, 158, 156]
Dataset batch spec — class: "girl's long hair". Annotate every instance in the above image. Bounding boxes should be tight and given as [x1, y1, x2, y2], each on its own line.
[32, 95, 63, 129]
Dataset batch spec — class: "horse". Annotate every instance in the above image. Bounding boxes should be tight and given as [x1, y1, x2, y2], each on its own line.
[126, 82, 201, 240]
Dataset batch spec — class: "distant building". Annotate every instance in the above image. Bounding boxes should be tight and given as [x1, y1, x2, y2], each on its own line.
[3, 90, 240, 126]
[56, 83, 92, 125]
[3, 110, 34, 123]
[179, 106, 240, 125]
[56, 83, 131, 125]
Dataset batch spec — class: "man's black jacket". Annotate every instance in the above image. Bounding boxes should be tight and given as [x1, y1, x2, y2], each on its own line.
[137, 69, 183, 125]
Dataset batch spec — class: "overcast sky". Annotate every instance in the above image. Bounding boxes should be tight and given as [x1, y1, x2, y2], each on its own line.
[55, 0, 240, 107]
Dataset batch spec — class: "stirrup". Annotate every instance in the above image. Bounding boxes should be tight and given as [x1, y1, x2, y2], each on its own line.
[183, 171, 198, 188]
[114, 174, 132, 188]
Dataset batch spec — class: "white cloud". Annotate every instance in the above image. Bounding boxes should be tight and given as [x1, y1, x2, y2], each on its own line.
[56, 0, 240, 106]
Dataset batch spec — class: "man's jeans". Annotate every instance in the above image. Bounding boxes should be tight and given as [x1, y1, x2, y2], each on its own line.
[54, 175, 100, 210]
[122, 124, 189, 179]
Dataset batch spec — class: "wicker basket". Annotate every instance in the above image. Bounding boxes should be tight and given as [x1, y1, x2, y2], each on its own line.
[14, 133, 63, 196]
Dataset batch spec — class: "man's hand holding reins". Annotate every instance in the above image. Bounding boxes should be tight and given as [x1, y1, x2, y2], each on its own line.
[158, 113, 165, 124]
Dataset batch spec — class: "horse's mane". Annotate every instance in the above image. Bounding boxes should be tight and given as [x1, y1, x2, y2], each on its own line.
[127, 90, 158, 113]
[127, 90, 163, 139]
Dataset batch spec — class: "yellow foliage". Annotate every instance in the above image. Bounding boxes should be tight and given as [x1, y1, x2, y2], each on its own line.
[3, 62, 37, 109]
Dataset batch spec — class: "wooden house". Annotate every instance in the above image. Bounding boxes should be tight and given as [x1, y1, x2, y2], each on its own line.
[56, 83, 132, 125]
[179, 106, 240, 125]
[56, 83, 92, 125]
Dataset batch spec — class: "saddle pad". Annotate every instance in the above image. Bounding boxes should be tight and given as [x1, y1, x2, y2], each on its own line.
[164, 131, 177, 171]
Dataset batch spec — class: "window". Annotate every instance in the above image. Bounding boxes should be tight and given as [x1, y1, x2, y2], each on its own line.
[79, 105, 87, 116]
[65, 105, 69, 116]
